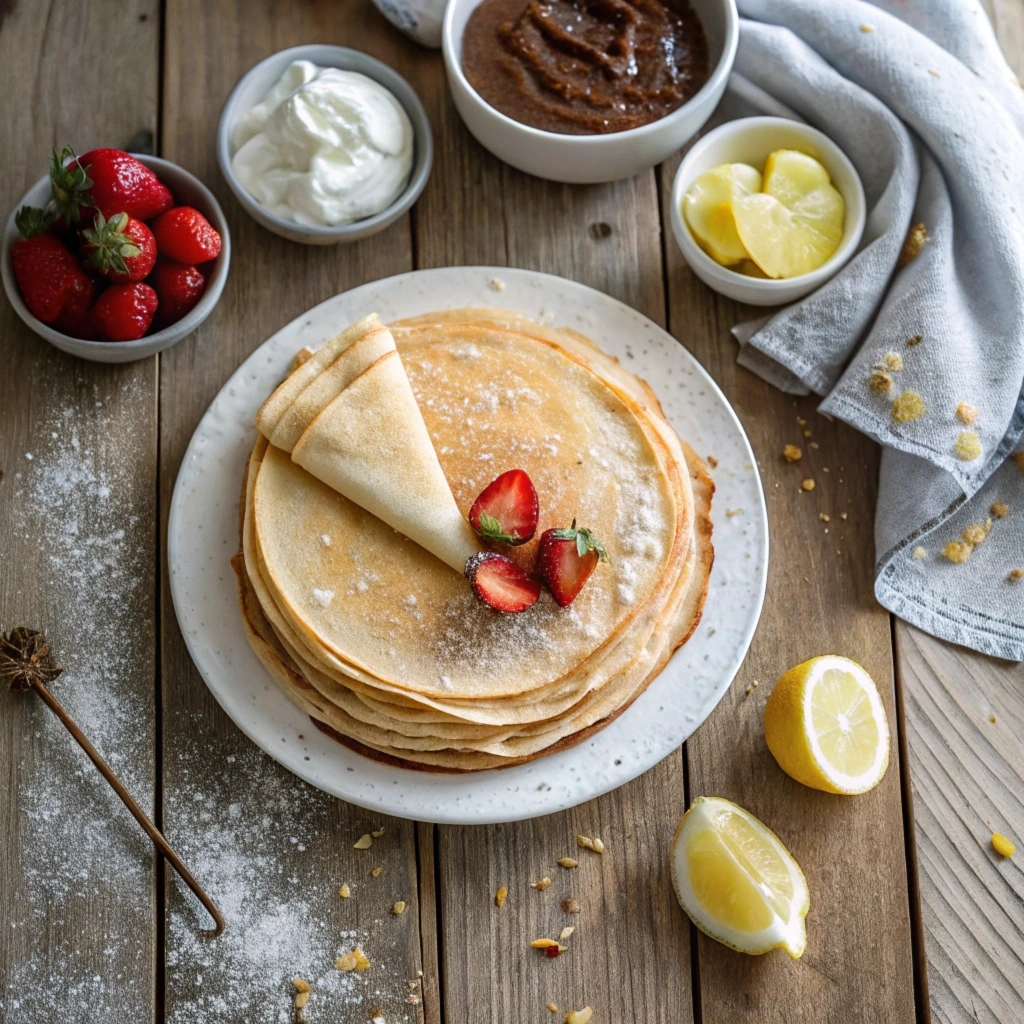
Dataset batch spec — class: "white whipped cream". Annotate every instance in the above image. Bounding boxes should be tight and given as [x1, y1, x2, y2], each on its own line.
[231, 60, 414, 227]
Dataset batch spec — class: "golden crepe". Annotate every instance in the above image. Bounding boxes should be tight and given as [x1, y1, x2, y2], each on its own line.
[234, 309, 713, 771]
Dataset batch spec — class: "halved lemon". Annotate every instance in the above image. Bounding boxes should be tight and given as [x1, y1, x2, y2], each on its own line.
[682, 163, 762, 266]
[732, 149, 845, 278]
[763, 655, 890, 795]
[671, 796, 809, 958]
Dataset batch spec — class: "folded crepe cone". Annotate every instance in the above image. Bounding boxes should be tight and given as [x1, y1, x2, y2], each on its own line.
[254, 313, 478, 573]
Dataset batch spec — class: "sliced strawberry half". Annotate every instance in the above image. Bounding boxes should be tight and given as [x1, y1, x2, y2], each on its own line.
[536, 520, 609, 608]
[464, 551, 542, 614]
[469, 469, 539, 545]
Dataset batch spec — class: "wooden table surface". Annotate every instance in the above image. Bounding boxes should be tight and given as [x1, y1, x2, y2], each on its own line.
[1, 2, 1022, 1022]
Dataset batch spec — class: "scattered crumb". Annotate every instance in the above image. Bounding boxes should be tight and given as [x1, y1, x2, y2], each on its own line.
[955, 431, 982, 461]
[892, 390, 925, 422]
[907, 333, 923, 346]
[860, 22, 875, 32]
[943, 541, 973, 564]
[783, 444, 802, 462]
[1014, 452, 1024, 471]
[928, 68, 941, 77]
[293, 978, 311, 993]
[559, 926, 575, 942]
[707, 455, 718, 468]
[884, 352, 903, 371]
[353, 833, 373, 850]
[489, 277, 506, 292]
[547, 1003, 559, 1014]
[962, 519, 992, 546]
[371, 865, 383, 878]
[840, 512, 848, 520]
[819, 513, 831, 522]
[1010, 568, 1024, 581]
[956, 402, 979, 425]
[803, 429, 812, 438]
[726, 508, 743, 517]
[495, 886, 508, 907]
[801, 478, 815, 491]
[898, 223, 929, 267]
[338, 883, 351, 898]
[797, 416, 807, 426]
[565, 1009, 593, 1024]
[991, 501, 1009, 518]
[531, 877, 553, 890]
[557, 857, 579, 869]
[912, 546, 926, 560]
[371, 828, 385, 838]
[992, 833, 1016, 858]
[392, 901, 406, 916]
[809, 441, 820, 450]
[561, 897, 580, 914]
[989, 715, 997, 724]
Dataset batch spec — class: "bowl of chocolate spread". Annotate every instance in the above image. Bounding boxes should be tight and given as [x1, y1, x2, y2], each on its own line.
[442, 0, 737, 183]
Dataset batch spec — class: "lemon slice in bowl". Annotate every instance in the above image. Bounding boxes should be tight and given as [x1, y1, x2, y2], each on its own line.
[682, 163, 762, 266]
[764, 655, 890, 795]
[671, 796, 809, 958]
[732, 149, 845, 278]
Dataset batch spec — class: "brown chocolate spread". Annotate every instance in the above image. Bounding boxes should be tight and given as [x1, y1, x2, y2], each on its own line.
[462, 0, 709, 136]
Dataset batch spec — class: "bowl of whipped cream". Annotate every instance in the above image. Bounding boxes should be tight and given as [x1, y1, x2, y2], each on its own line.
[217, 45, 433, 244]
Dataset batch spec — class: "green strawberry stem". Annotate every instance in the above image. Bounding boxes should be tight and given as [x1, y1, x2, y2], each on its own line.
[49, 145, 94, 226]
[14, 205, 55, 239]
[82, 211, 142, 276]
[476, 512, 519, 545]
[550, 519, 610, 562]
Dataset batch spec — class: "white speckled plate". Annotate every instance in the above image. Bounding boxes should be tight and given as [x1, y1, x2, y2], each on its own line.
[168, 268, 767, 824]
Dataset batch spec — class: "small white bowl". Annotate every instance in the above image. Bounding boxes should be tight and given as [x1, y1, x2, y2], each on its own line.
[442, 0, 738, 184]
[1, 154, 230, 364]
[670, 116, 866, 306]
[217, 45, 433, 245]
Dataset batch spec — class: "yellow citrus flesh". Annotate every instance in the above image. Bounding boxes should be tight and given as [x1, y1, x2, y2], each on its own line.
[732, 149, 845, 279]
[763, 656, 890, 795]
[683, 164, 762, 266]
[671, 796, 809, 958]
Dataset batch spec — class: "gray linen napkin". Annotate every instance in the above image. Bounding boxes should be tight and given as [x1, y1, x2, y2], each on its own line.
[727, 0, 1024, 660]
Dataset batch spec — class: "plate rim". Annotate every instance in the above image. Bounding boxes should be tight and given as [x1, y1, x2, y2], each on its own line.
[167, 266, 768, 823]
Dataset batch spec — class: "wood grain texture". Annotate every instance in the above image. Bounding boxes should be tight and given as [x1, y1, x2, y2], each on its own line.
[413, 57, 693, 1024]
[158, 2, 426, 1021]
[896, 625, 1024, 1024]
[660, 151, 916, 1021]
[0, 2, 160, 1023]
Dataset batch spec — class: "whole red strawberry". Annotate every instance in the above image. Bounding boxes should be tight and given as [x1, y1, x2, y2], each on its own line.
[82, 211, 157, 282]
[52, 274, 101, 339]
[51, 146, 172, 222]
[93, 282, 158, 341]
[536, 520, 609, 608]
[151, 260, 206, 327]
[469, 469, 539, 545]
[464, 551, 542, 614]
[150, 206, 222, 264]
[11, 206, 94, 324]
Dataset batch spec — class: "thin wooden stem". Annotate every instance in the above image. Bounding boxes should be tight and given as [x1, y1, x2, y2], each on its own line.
[31, 678, 225, 938]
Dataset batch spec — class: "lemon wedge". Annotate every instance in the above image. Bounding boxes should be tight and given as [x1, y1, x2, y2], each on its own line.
[671, 796, 809, 958]
[763, 655, 890, 795]
[732, 149, 845, 278]
[683, 163, 762, 266]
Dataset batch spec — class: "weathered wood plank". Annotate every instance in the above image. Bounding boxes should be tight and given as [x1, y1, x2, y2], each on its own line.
[896, 624, 1024, 1024]
[660, 152, 917, 1021]
[158, 2, 428, 1021]
[0, 2, 160, 1022]
[412, 59, 693, 1024]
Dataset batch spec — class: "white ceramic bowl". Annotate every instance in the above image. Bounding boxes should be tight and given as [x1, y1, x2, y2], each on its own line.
[1, 154, 231, 364]
[217, 45, 433, 245]
[670, 116, 867, 306]
[442, 0, 738, 184]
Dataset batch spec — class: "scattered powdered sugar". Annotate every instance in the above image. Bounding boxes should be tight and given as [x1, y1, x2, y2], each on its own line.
[2, 388, 155, 1023]
[164, 740, 418, 1024]
[320, 534, 332, 547]
[312, 588, 335, 607]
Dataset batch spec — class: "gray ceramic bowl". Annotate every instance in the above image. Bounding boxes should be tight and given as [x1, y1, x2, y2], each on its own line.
[1, 154, 231, 364]
[217, 45, 433, 245]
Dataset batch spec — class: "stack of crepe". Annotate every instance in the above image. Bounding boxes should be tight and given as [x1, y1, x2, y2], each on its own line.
[232, 308, 713, 771]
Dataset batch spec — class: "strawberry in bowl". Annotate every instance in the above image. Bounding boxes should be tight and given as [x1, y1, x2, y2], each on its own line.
[2, 145, 229, 363]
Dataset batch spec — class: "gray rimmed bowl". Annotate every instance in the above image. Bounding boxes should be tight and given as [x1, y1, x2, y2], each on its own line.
[216, 45, 433, 245]
[1, 154, 231, 364]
